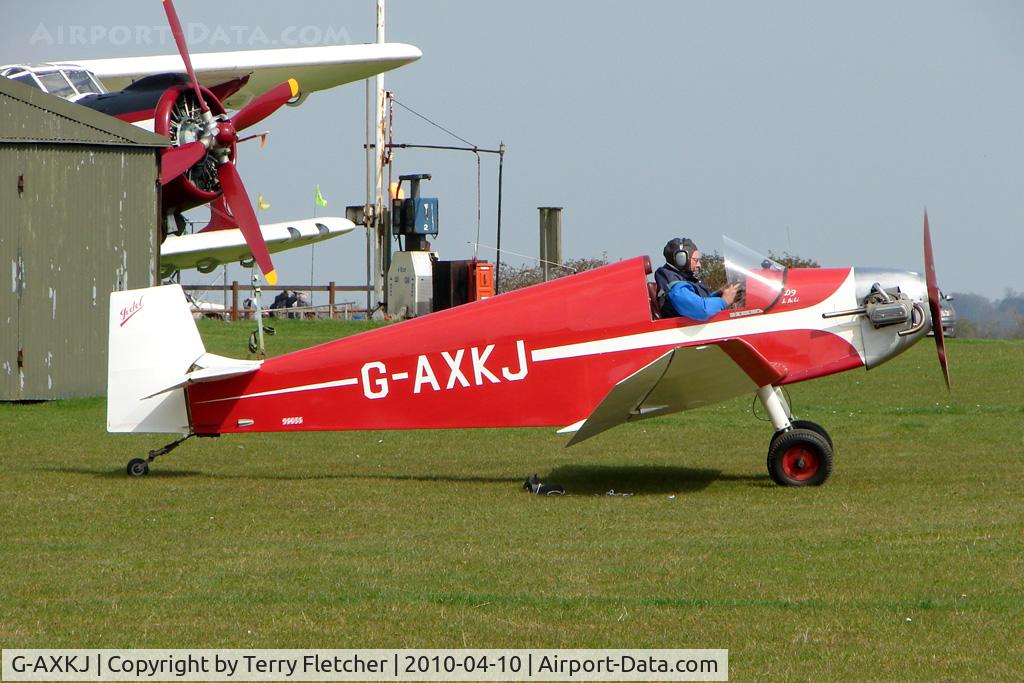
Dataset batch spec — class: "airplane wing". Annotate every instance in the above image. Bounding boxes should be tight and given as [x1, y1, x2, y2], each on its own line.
[160, 216, 355, 276]
[562, 339, 787, 446]
[73, 43, 422, 109]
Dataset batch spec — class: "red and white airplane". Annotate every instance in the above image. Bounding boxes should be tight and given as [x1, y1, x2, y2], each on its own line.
[107, 215, 950, 486]
[2, 0, 421, 283]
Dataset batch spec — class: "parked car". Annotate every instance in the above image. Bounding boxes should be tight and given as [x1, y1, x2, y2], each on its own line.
[931, 291, 956, 338]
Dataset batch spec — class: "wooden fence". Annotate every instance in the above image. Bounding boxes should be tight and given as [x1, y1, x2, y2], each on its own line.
[182, 283, 371, 321]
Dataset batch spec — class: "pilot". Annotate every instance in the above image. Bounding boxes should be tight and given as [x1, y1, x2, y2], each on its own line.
[655, 237, 740, 320]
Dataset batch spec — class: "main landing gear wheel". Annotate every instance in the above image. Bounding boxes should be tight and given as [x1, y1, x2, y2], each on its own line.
[127, 458, 150, 477]
[770, 419, 833, 450]
[767, 428, 833, 487]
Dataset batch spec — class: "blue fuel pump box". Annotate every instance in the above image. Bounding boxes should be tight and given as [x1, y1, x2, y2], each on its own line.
[393, 197, 439, 236]
[391, 174, 439, 239]
[412, 197, 439, 235]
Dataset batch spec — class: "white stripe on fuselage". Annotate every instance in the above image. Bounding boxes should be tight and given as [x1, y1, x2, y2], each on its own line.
[531, 270, 861, 363]
[197, 377, 359, 404]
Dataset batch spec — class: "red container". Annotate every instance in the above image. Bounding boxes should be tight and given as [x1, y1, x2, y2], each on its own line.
[470, 262, 495, 300]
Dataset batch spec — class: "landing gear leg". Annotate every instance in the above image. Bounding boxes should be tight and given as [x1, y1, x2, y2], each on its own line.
[126, 433, 194, 477]
[757, 385, 792, 432]
[759, 385, 834, 448]
[758, 385, 833, 486]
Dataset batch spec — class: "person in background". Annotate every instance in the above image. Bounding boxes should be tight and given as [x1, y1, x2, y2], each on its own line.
[654, 237, 740, 320]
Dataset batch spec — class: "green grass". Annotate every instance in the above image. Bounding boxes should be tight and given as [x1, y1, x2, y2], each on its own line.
[1, 324, 1022, 681]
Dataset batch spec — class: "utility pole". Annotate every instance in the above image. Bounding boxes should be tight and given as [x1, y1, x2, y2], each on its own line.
[364, 0, 388, 315]
[495, 142, 505, 291]
[373, 0, 387, 310]
[364, 79, 373, 315]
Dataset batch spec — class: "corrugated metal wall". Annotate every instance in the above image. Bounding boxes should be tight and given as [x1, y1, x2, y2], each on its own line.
[0, 144, 159, 399]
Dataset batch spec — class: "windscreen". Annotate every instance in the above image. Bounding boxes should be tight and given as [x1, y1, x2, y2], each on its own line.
[64, 69, 103, 95]
[723, 236, 786, 310]
[37, 71, 74, 98]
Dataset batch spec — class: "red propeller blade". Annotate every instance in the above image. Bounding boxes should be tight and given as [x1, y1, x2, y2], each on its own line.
[923, 210, 950, 390]
[218, 162, 277, 285]
[161, 0, 209, 114]
[230, 79, 299, 132]
[160, 141, 207, 186]
[201, 195, 236, 233]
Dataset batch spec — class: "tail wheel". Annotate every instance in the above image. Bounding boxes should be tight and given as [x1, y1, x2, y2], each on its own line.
[127, 458, 149, 477]
[771, 419, 833, 450]
[767, 428, 833, 486]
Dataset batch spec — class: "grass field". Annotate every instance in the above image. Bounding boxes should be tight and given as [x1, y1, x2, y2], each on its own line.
[1, 320, 1022, 681]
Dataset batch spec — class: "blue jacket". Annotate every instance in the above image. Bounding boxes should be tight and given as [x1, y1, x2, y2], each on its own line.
[666, 281, 727, 321]
[654, 263, 725, 321]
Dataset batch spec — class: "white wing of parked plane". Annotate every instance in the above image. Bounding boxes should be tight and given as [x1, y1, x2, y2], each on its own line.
[160, 216, 356, 277]
[72, 42, 422, 108]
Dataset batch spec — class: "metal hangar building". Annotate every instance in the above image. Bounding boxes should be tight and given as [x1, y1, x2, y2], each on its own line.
[0, 77, 167, 400]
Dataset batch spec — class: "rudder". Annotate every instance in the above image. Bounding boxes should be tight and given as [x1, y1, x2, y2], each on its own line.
[107, 284, 205, 433]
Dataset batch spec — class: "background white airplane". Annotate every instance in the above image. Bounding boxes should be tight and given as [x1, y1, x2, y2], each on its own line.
[2, 13, 421, 282]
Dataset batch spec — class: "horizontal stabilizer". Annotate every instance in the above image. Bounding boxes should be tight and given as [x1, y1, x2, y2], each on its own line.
[565, 339, 785, 446]
[144, 353, 262, 399]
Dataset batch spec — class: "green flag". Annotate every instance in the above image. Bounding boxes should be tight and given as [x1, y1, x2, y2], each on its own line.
[314, 185, 328, 208]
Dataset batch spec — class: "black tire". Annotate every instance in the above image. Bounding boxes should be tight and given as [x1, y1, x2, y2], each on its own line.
[771, 419, 833, 450]
[767, 428, 833, 486]
[127, 458, 149, 477]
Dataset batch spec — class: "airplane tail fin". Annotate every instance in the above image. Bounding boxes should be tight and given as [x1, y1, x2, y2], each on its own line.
[107, 284, 205, 433]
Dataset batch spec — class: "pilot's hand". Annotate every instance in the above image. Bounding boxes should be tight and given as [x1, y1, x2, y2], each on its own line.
[720, 282, 742, 306]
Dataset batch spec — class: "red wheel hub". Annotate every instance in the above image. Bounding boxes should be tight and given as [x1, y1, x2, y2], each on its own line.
[781, 446, 819, 481]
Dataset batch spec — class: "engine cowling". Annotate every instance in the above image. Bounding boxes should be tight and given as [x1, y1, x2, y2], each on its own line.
[155, 84, 232, 215]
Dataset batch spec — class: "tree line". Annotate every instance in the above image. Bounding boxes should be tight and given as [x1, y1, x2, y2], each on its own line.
[497, 253, 1022, 339]
[497, 251, 818, 293]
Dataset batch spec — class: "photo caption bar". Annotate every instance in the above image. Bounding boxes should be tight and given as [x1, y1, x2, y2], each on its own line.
[2, 649, 727, 681]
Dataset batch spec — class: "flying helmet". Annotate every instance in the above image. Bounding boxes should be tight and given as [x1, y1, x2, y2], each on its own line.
[663, 237, 699, 273]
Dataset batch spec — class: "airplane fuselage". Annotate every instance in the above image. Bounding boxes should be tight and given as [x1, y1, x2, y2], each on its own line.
[184, 257, 929, 435]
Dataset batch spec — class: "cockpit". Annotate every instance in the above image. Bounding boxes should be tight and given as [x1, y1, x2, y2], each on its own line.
[1, 64, 106, 102]
[647, 236, 791, 321]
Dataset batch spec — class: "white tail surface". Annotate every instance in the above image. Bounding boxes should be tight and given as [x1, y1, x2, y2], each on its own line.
[107, 284, 205, 433]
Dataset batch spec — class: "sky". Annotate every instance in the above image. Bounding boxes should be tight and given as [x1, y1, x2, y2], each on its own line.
[3, 0, 1022, 301]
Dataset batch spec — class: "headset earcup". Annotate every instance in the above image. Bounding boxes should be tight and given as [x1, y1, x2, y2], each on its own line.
[674, 249, 689, 270]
